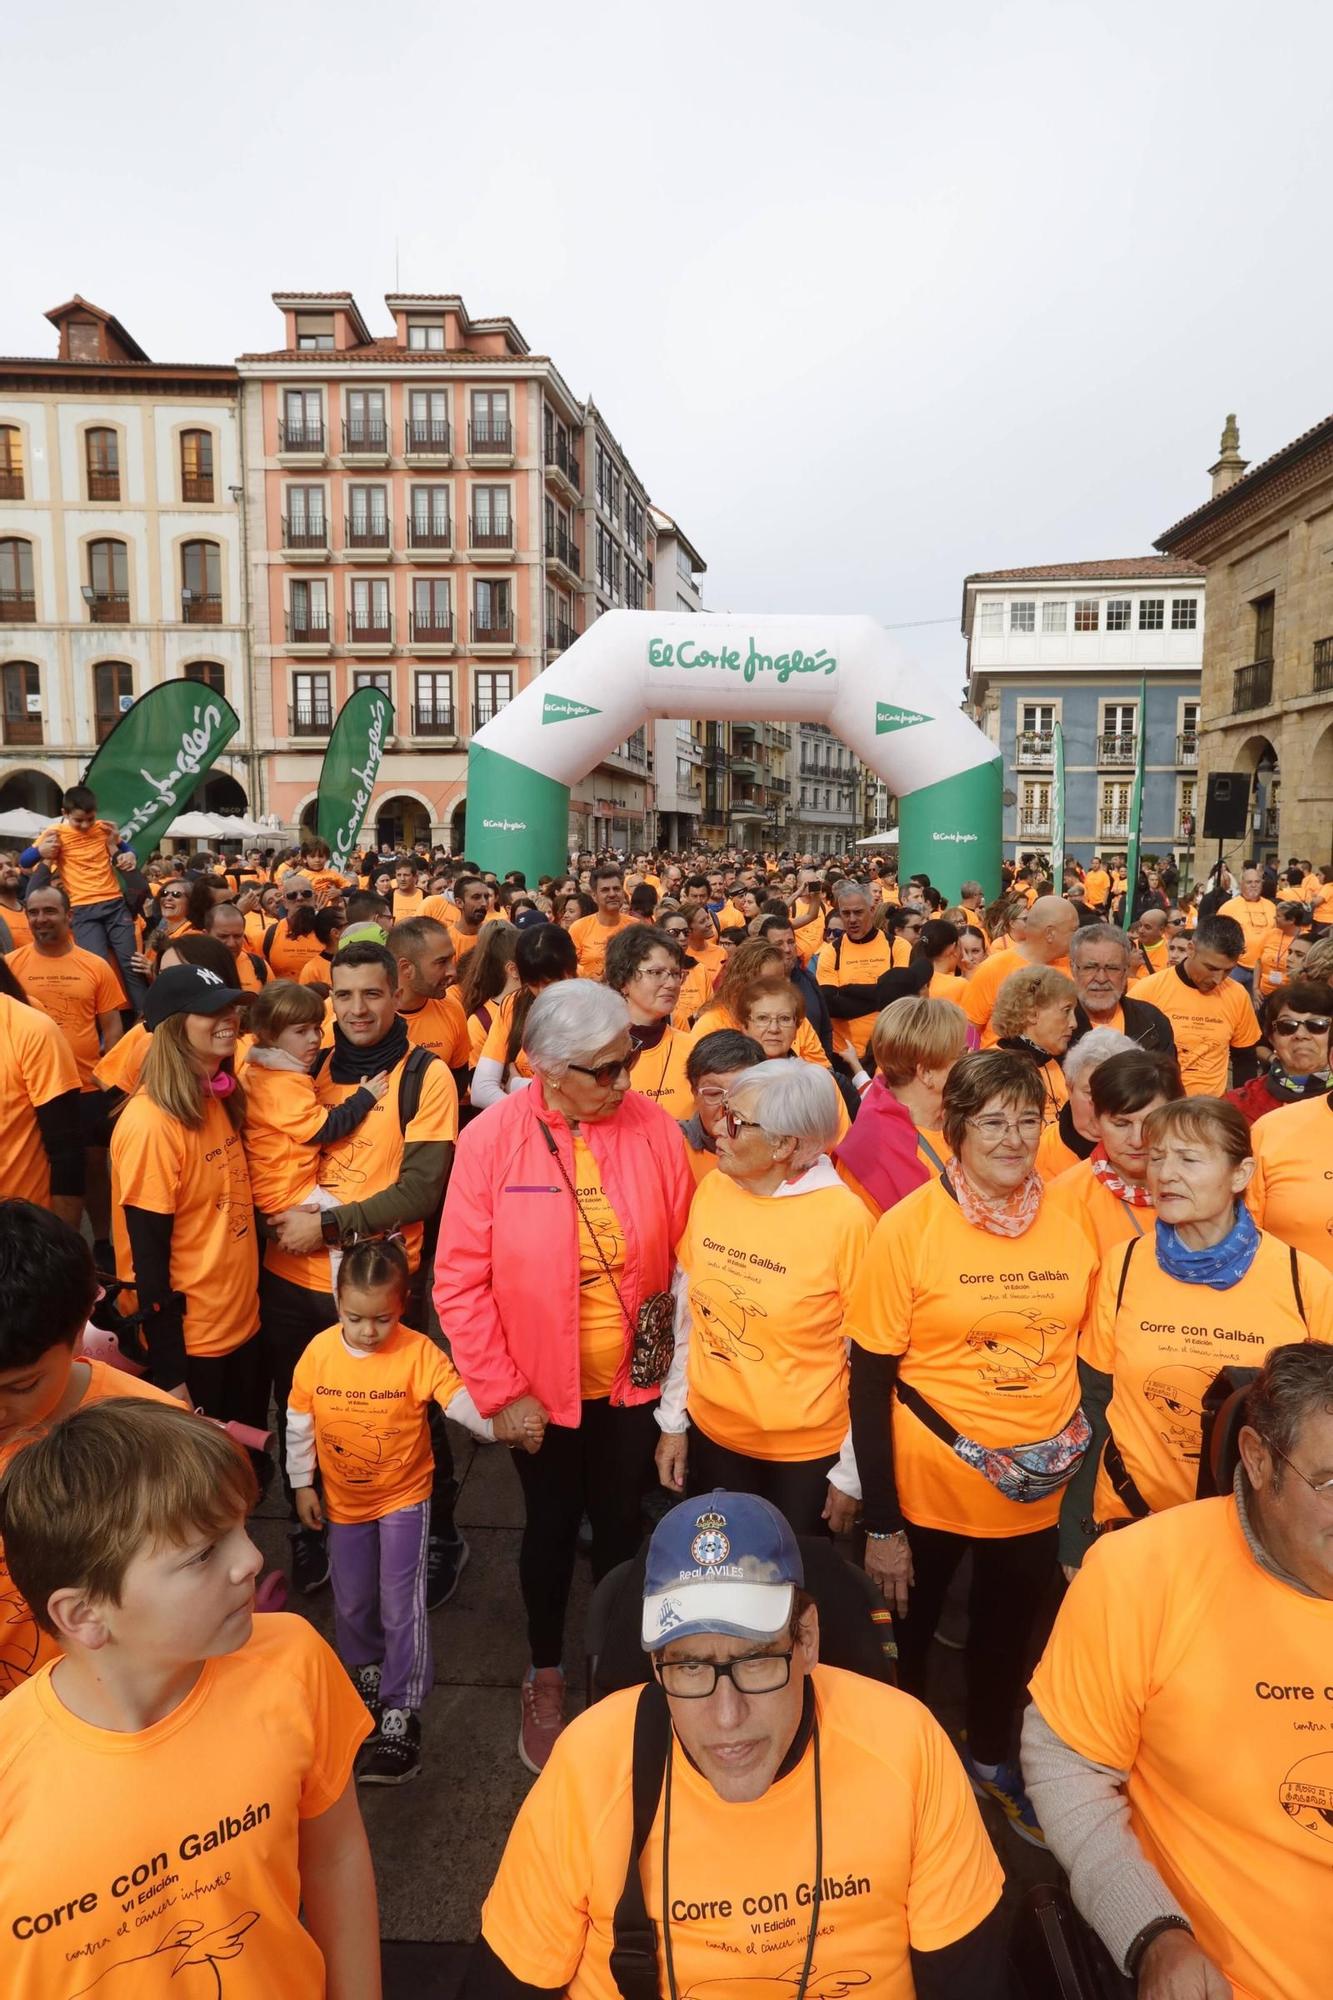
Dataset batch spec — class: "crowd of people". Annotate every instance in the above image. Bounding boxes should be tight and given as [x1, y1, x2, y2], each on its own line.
[1, 790, 1331, 1998]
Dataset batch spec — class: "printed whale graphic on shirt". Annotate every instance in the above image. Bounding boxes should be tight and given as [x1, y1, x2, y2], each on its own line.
[70, 1910, 259, 1996]
[1142, 1364, 1213, 1460]
[683, 1966, 871, 1999]
[964, 1310, 1062, 1391]
[321, 1416, 407, 1484]
[690, 1278, 768, 1366]
[1279, 1752, 1333, 1847]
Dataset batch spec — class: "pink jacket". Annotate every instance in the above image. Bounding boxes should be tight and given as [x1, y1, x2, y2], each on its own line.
[434, 1079, 694, 1428]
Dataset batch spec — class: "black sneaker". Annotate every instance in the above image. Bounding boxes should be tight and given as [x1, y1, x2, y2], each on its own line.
[425, 1532, 469, 1610]
[350, 1663, 382, 1725]
[290, 1527, 330, 1596]
[359, 1707, 421, 1785]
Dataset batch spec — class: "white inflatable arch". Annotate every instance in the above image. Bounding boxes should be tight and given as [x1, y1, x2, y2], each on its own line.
[467, 611, 1000, 894]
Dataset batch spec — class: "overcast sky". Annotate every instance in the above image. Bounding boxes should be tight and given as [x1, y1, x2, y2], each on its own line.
[8, 0, 1333, 703]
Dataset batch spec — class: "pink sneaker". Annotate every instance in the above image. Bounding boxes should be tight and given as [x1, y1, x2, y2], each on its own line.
[518, 1667, 566, 1774]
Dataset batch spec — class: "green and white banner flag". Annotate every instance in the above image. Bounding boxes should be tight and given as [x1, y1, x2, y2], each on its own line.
[83, 682, 240, 857]
[1050, 720, 1066, 887]
[317, 686, 394, 869]
[1122, 678, 1148, 932]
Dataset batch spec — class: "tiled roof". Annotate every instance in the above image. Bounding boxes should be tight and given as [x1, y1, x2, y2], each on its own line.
[965, 557, 1204, 585]
[1156, 413, 1333, 546]
[237, 343, 550, 365]
[270, 291, 359, 301]
[0, 355, 236, 377]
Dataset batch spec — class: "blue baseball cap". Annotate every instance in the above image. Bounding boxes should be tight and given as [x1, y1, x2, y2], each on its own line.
[641, 1490, 803, 1651]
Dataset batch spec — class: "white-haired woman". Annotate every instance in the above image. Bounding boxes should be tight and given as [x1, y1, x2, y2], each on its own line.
[436, 980, 693, 1775]
[1035, 1025, 1139, 1180]
[655, 1060, 872, 1535]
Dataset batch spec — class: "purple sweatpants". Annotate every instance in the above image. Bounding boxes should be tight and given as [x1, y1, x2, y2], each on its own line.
[327, 1499, 432, 1711]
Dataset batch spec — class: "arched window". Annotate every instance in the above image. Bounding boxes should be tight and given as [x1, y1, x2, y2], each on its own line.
[0, 426, 23, 499]
[1, 661, 41, 745]
[180, 430, 214, 503]
[87, 539, 129, 620]
[85, 428, 120, 500]
[181, 540, 222, 623]
[93, 661, 134, 742]
[0, 537, 35, 619]
[184, 660, 225, 694]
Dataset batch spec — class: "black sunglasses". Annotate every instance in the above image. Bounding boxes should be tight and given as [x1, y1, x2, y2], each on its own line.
[1272, 1015, 1331, 1037]
[287, 889, 314, 901]
[568, 1047, 641, 1086]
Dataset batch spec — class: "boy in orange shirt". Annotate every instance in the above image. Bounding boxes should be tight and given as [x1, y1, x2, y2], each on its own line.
[287, 1240, 497, 1784]
[0, 1396, 379, 1997]
[25, 782, 145, 1012]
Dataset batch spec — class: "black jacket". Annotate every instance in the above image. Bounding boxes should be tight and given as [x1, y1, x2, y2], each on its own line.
[1071, 994, 1177, 1059]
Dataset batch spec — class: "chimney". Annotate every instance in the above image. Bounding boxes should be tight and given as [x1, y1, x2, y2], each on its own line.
[1208, 413, 1248, 497]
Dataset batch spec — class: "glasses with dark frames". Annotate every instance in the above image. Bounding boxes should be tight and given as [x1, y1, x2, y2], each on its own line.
[721, 1106, 763, 1140]
[656, 1650, 794, 1698]
[1272, 1016, 1331, 1037]
[567, 1048, 641, 1087]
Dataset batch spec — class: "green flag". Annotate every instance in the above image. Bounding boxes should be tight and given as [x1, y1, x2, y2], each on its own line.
[83, 682, 240, 858]
[1121, 677, 1148, 932]
[317, 686, 394, 869]
[1050, 720, 1066, 889]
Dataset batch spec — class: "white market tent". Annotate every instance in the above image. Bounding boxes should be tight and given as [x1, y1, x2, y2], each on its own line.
[855, 828, 900, 847]
[0, 807, 48, 838]
[163, 811, 271, 841]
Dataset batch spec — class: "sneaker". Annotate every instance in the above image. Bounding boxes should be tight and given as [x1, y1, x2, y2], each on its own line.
[359, 1707, 421, 1785]
[426, 1532, 469, 1611]
[518, 1667, 566, 1774]
[960, 1749, 1046, 1848]
[350, 1663, 382, 1725]
[290, 1527, 330, 1596]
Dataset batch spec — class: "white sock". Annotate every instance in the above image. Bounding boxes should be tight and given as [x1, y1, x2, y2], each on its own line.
[972, 1758, 1000, 1780]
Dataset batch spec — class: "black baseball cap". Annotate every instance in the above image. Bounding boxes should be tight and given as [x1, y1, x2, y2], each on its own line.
[144, 964, 245, 1029]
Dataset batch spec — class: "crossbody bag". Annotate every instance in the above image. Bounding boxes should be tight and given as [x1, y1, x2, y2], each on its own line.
[895, 1379, 1091, 1504]
[538, 1121, 675, 1388]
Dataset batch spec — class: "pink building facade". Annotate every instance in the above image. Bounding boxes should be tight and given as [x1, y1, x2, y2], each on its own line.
[238, 292, 586, 849]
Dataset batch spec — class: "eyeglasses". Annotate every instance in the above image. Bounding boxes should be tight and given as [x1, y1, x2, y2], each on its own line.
[287, 890, 314, 901]
[1272, 1016, 1331, 1037]
[721, 1107, 763, 1139]
[567, 1047, 640, 1086]
[1268, 1440, 1333, 1498]
[966, 1114, 1044, 1143]
[1167, 916, 1187, 926]
[656, 1650, 793, 1698]
[634, 964, 683, 982]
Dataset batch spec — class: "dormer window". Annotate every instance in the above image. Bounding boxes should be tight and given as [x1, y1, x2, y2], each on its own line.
[407, 319, 445, 351]
[67, 319, 99, 361]
[295, 314, 335, 351]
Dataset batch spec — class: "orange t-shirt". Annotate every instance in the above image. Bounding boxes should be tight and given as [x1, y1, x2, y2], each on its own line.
[961, 944, 1026, 1038]
[1045, 1156, 1155, 1257]
[626, 1024, 695, 1122]
[1083, 868, 1110, 909]
[678, 1169, 871, 1459]
[844, 1178, 1096, 1535]
[0, 1359, 181, 1698]
[813, 929, 892, 1063]
[1030, 1497, 1333, 2000]
[92, 1017, 150, 1096]
[0, 901, 32, 949]
[1256, 930, 1299, 999]
[448, 920, 485, 963]
[1132, 966, 1261, 1096]
[231, 947, 267, 993]
[570, 911, 636, 979]
[573, 1137, 627, 1397]
[0, 993, 80, 1208]
[928, 970, 970, 1004]
[110, 1093, 259, 1356]
[1034, 1121, 1081, 1183]
[288, 1322, 466, 1524]
[264, 1055, 458, 1292]
[37, 818, 120, 905]
[0, 1612, 369, 2000]
[401, 992, 471, 1070]
[683, 1137, 719, 1185]
[479, 989, 533, 1080]
[1247, 1095, 1333, 1272]
[1082, 1229, 1330, 1523]
[481, 1666, 1002, 2000]
[5, 943, 126, 1090]
[296, 954, 332, 987]
[1218, 894, 1277, 970]
[792, 907, 826, 964]
[241, 1062, 359, 1214]
[423, 894, 460, 927]
[264, 918, 326, 978]
[392, 887, 426, 921]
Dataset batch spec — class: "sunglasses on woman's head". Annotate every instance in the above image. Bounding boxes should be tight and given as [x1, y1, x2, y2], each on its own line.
[567, 1047, 641, 1086]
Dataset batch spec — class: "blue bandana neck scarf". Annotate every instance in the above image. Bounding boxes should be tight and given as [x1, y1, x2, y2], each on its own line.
[1156, 1205, 1260, 1290]
[1266, 1059, 1331, 1104]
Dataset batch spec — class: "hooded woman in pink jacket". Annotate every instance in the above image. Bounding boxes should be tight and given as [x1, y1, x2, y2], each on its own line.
[434, 980, 693, 1774]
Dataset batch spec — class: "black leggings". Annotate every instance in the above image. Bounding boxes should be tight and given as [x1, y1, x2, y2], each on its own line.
[511, 1397, 658, 1667]
[687, 1426, 836, 1538]
[893, 1520, 1059, 1766]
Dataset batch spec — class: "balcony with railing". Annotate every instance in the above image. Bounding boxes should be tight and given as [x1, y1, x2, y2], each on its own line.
[282, 514, 330, 556]
[0, 591, 36, 622]
[1098, 813, 1131, 841]
[545, 618, 577, 654]
[1233, 658, 1273, 712]
[181, 591, 222, 625]
[181, 473, 214, 503]
[1175, 732, 1198, 765]
[286, 611, 331, 647]
[469, 514, 513, 551]
[545, 524, 580, 576]
[1015, 731, 1053, 768]
[345, 515, 391, 555]
[404, 418, 451, 459]
[277, 421, 326, 456]
[408, 610, 453, 646]
[0, 471, 23, 500]
[87, 472, 120, 501]
[1017, 809, 1051, 838]
[473, 701, 510, 731]
[289, 703, 334, 737]
[467, 419, 514, 457]
[411, 704, 456, 736]
[341, 419, 389, 459]
[471, 610, 514, 646]
[545, 435, 580, 493]
[407, 514, 451, 554]
[88, 592, 129, 622]
[1098, 730, 1138, 767]
[348, 606, 393, 647]
[2, 711, 42, 746]
[1314, 636, 1333, 694]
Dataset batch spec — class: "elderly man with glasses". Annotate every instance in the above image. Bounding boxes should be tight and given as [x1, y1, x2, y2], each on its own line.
[1068, 924, 1177, 1058]
[467, 1491, 1006, 1999]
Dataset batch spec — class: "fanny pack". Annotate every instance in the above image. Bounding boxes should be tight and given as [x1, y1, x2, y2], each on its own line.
[895, 1379, 1090, 1503]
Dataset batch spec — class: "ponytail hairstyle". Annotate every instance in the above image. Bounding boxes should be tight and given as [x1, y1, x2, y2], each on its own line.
[504, 923, 577, 1083]
[457, 919, 519, 1018]
[336, 1236, 410, 1306]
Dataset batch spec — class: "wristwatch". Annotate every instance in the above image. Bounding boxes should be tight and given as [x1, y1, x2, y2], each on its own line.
[320, 1213, 345, 1248]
